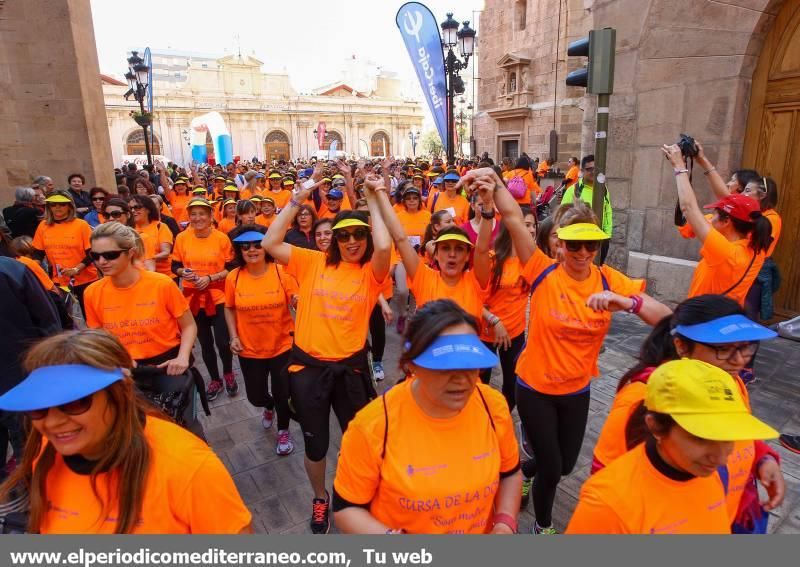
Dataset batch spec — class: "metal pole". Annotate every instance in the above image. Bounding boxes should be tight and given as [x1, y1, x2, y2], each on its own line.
[447, 63, 455, 164]
[592, 93, 610, 252]
[139, 93, 153, 168]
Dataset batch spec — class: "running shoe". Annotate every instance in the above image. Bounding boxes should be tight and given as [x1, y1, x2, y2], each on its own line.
[261, 409, 274, 430]
[206, 379, 224, 401]
[518, 422, 533, 460]
[373, 361, 385, 382]
[276, 429, 294, 456]
[779, 434, 800, 454]
[223, 372, 239, 396]
[310, 492, 331, 534]
[520, 477, 532, 510]
[532, 522, 558, 535]
[396, 316, 406, 335]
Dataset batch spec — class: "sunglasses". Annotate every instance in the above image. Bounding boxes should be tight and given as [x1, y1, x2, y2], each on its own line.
[563, 240, 601, 253]
[91, 197, 106, 202]
[583, 166, 595, 172]
[237, 242, 262, 251]
[130, 205, 144, 211]
[26, 394, 94, 420]
[334, 227, 369, 243]
[90, 249, 129, 261]
[105, 210, 125, 219]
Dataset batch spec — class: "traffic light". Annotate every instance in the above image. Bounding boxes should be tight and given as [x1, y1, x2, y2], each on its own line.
[565, 28, 616, 94]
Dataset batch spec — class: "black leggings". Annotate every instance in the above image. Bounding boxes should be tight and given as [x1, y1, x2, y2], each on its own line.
[239, 351, 291, 430]
[72, 281, 93, 317]
[479, 332, 525, 411]
[289, 366, 370, 462]
[516, 383, 591, 527]
[195, 303, 232, 381]
[369, 304, 386, 363]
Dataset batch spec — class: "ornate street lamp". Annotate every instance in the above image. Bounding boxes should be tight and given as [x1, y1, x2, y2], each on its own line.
[408, 130, 420, 157]
[124, 50, 153, 168]
[440, 14, 477, 163]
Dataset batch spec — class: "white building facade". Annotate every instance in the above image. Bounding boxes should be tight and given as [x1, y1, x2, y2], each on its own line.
[103, 53, 425, 166]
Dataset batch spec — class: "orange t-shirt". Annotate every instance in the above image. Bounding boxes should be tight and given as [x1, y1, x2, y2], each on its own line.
[677, 213, 713, 239]
[256, 214, 276, 228]
[172, 228, 234, 308]
[38, 416, 251, 534]
[516, 249, 645, 395]
[16, 255, 55, 291]
[334, 380, 519, 534]
[166, 192, 192, 223]
[481, 256, 527, 342]
[409, 264, 485, 330]
[84, 270, 189, 360]
[592, 381, 647, 470]
[218, 217, 237, 234]
[430, 192, 470, 225]
[566, 443, 730, 534]
[763, 208, 782, 258]
[224, 265, 296, 359]
[137, 222, 174, 278]
[286, 246, 385, 361]
[267, 189, 292, 211]
[564, 166, 580, 189]
[687, 229, 765, 307]
[393, 208, 431, 265]
[32, 219, 97, 287]
[317, 196, 353, 220]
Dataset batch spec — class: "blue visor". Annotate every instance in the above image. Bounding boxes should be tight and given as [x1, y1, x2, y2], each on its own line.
[432, 177, 443, 185]
[0, 365, 124, 412]
[672, 314, 777, 344]
[413, 334, 499, 370]
[327, 189, 344, 200]
[442, 172, 460, 181]
[232, 231, 264, 243]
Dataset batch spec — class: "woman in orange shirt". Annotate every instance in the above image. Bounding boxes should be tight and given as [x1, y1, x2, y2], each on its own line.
[256, 196, 277, 227]
[567, 359, 778, 534]
[102, 198, 131, 227]
[333, 300, 521, 534]
[84, 222, 196, 378]
[172, 198, 238, 401]
[164, 178, 192, 227]
[392, 183, 431, 333]
[0, 329, 251, 534]
[502, 157, 539, 206]
[663, 144, 773, 307]
[429, 172, 470, 225]
[129, 195, 173, 277]
[235, 199, 258, 228]
[463, 168, 670, 534]
[31, 192, 98, 315]
[218, 199, 238, 234]
[224, 225, 297, 457]
[313, 218, 333, 251]
[262, 173, 391, 534]
[591, 294, 784, 533]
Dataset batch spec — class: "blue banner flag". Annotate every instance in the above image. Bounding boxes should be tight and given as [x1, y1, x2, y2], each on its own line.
[328, 139, 339, 160]
[396, 2, 448, 155]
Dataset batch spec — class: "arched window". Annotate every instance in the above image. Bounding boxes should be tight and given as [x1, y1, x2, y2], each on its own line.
[370, 131, 391, 157]
[126, 130, 161, 155]
[205, 132, 215, 163]
[264, 130, 291, 162]
[322, 130, 344, 152]
[509, 72, 517, 93]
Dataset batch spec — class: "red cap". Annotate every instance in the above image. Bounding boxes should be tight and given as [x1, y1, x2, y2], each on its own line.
[704, 193, 761, 223]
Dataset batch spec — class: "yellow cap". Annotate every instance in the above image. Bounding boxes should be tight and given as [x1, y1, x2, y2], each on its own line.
[250, 195, 264, 202]
[556, 222, 610, 241]
[321, 177, 332, 184]
[332, 174, 345, 180]
[45, 194, 73, 204]
[645, 359, 778, 441]
[191, 187, 207, 194]
[222, 199, 237, 207]
[223, 185, 239, 193]
[268, 172, 282, 179]
[187, 198, 213, 210]
[434, 233, 473, 247]
[282, 179, 295, 186]
[332, 218, 371, 231]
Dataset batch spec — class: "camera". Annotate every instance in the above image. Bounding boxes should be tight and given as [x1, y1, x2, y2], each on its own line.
[677, 133, 699, 159]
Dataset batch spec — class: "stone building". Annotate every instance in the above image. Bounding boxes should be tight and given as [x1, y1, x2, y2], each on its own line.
[475, 0, 800, 317]
[103, 53, 425, 167]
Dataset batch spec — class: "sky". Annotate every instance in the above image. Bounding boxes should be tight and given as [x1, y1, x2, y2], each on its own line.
[91, 0, 485, 97]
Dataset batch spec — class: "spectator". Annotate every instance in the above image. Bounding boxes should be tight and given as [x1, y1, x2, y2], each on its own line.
[560, 155, 613, 263]
[67, 174, 92, 217]
[84, 187, 109, 228]
[3, 187, 41, 238]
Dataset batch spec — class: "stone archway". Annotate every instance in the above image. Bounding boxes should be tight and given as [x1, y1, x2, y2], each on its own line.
[743, 0, 800, 316]
[370, 131, 390, 157]
[125, 130, 161, 155]
[265, 130, 290, 162]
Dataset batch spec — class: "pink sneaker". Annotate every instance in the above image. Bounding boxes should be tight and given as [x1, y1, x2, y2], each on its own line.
[261, 409, 274, 430]
[276, 429, 294, 456]
[223, 372, 239, 396]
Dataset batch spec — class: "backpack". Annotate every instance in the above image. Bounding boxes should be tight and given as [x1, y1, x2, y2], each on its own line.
[507, 176, 528, 199]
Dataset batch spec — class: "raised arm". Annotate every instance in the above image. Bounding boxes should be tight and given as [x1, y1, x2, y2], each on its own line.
[262, 184, 312, 265]
[362, 173, 391, 283]
[457, 168, 537, 265]
[662, 144, 711, 243]
[373, 184, 420, 281]
[695, 142, 731, 200]
[472, 189, 495, 289]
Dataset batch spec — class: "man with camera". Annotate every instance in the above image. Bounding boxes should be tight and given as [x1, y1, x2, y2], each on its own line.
[560, 155, 613, 263]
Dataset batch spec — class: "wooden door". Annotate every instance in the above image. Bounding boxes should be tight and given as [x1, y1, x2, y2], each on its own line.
[743, 0, 800, 317]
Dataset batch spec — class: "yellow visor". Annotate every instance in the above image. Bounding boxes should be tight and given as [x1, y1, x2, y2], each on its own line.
[187, 198, 212, 209]
[332, 218, 371, 231]
[222, 199, 237, 206]
[434, 233, 473, 247]
[45, 195, 72, 204]
[556, 222, 610, 241]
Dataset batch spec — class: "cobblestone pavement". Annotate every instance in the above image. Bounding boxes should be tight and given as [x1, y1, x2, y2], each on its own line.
[194, 314, 800, 534]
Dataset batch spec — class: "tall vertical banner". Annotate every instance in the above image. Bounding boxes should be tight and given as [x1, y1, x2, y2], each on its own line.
[396, 3, 448, 155]
[317, 121, 327, 149]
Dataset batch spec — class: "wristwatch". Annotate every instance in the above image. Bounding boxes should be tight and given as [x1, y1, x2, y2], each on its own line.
[480, 208, 496, 219]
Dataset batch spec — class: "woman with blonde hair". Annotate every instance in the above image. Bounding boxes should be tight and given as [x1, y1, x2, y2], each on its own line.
[0, 329, 251, 533]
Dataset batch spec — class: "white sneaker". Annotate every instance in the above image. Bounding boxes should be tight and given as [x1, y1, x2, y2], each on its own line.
[373, 362, 385, 382]
[276, 429, 294, 456]
[261, 409, 274, 430]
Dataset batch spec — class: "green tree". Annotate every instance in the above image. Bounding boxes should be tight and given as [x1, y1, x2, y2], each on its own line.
[420, 130, 443, 158]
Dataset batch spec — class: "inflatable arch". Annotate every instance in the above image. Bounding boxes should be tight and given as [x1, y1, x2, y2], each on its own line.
[190, 111, 233, 165]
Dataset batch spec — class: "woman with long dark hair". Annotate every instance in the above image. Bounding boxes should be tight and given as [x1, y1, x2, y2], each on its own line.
[284, 204, 318, 249]
[262, 173, 391, 534]
[0, 330, 250, 533]
[129, 195, 173, 276]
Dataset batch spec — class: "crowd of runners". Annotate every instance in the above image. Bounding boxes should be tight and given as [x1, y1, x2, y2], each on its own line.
[0, 148, 792, 534]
